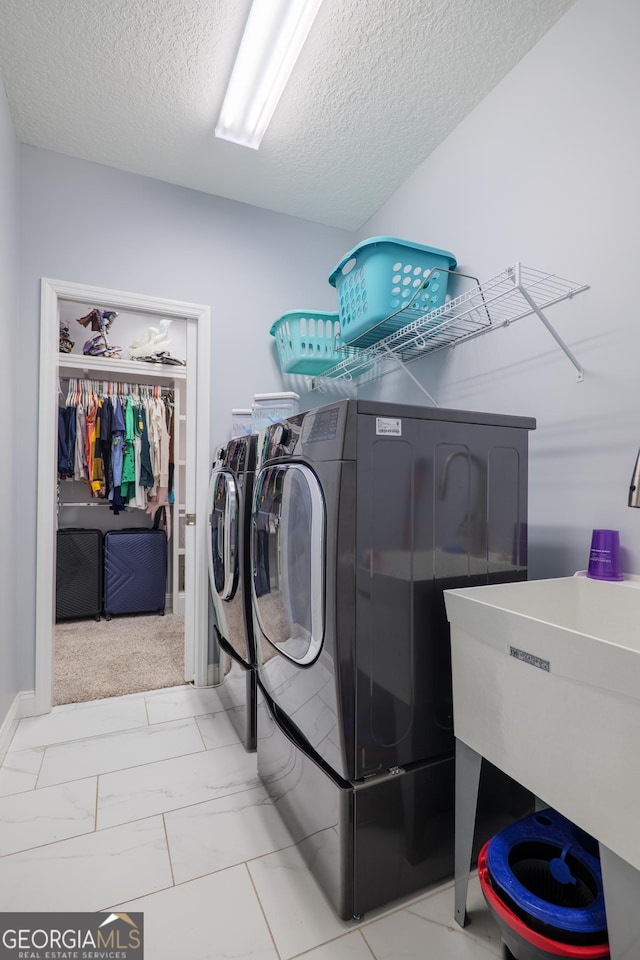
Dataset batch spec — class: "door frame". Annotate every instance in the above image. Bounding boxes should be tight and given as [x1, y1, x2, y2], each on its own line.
[35, 278, 211, 715]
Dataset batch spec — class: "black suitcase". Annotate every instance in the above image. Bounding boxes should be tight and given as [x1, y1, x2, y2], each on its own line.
[103, 528, 167, 619]
[56, 528, 103, 622]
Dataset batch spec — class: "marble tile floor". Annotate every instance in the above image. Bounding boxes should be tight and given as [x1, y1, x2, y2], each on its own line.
[0, 684, 505, 959]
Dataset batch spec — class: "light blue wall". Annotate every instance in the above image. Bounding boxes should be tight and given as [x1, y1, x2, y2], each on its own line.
[18, 146, 352, 691]
[0, 78, 19, 722]
[357, 0, 640, 579]
[13, 0, 640, 698]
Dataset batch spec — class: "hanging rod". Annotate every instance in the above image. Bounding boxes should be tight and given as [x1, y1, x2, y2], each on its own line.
[62, 376, 175, 396]
[59, 500, 112, 507]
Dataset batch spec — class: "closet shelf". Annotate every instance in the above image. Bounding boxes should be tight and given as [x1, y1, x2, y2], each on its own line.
[58, 353, 186, 384]
[311, 263, 589, 389]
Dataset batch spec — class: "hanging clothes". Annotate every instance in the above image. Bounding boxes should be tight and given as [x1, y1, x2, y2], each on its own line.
[96, 394, 114, 496]
[166, 395, 175, 505]
[144, 395, 160, 497]
[150, 396, 170, 489]
[57, 377, 174, 538]
[120, 399, 137, 502]
[109, 396, 126, 514]
[91, 399, 104, 495]
[145, 394, 171, 536]
[136, 401, 155, 491]
[57, 383, 77, 481]
[57, 407, 73, 478]
[129, 402, 148, 510]
[74, 402, 87, 481]
[84, 392, 97, 485]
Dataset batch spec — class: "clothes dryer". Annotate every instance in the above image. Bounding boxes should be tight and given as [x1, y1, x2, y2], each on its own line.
[252, 399, 536, 919]
[207, 434, 258, 751]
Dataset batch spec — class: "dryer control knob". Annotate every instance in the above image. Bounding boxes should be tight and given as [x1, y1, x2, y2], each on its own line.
[273, 424, 290, 448]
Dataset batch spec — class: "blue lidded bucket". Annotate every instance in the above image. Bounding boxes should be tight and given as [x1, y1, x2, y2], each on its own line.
[485, 808, 607, 947]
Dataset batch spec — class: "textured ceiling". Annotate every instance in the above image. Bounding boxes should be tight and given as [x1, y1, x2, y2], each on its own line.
[0, 0, 576, 230]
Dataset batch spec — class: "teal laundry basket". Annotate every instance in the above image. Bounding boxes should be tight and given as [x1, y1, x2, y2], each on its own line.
[270, 310, 354, 376]
[328, 236, 457, 347]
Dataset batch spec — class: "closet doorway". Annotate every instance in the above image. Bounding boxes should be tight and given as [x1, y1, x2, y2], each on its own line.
[35, 279, 211, 715]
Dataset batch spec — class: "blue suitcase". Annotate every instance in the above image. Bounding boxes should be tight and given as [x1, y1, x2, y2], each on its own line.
[103, 528, 167, 619]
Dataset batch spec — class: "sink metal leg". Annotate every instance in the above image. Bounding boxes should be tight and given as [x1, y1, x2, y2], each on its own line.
[599, 844, 640, 960]
[454, 737, 482, 928]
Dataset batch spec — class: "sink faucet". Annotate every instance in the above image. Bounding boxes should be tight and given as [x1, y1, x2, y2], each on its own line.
[629, 449, 640, 507]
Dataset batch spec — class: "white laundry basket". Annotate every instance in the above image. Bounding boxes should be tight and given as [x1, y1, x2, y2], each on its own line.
[231, 408, 253, 437]
[252, 392, 300, 431]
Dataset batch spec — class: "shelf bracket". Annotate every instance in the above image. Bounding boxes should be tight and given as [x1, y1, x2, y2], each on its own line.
[380, 344, 439, 406]
[514, 264, 584, 382]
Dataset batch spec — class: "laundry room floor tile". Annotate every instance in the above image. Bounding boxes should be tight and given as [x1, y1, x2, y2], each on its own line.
[0, 688, 508, 959]
[247, 843, 358, 959]
[143, 684, 227, 724]
[360, 901, 500, 959]
[0, 776, 96, 855]
[96, 740, 259, 829]
[407, 873, 502, 953]
[164, 784, 298, 884]
[195, 708, 244, 749]
[37, 716, 205, 787]
[9, 695, 149, 750]
[111, 864, 278, 960]
[291, 930, 376, 960]
[0, 745, 44, 796]
[0, 815, 172, 912]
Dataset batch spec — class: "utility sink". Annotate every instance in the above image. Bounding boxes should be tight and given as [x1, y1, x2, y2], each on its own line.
[444, 573, 640, 873]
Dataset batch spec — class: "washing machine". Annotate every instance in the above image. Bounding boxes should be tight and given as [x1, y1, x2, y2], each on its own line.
[207, 434, 258, 751]
[252, 398, 536, 919]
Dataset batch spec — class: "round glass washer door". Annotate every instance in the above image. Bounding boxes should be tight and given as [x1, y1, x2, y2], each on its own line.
[208, 469, 239, 602]
[251, 462, 325, 665]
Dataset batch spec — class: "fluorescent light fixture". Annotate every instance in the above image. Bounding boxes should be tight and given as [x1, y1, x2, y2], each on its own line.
[215, 0, 324, 150]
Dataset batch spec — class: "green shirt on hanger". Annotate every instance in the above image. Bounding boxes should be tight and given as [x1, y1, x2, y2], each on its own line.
[120, 397, 137, 500]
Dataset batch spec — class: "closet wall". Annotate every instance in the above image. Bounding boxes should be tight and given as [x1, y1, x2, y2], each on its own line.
[17, 148, 353, 696]
[0, 77, 19, 732]
[357, 0, 640, 581]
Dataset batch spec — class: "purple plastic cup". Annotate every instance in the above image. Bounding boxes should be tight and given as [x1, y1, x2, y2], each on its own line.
[587, 529, 623, 581]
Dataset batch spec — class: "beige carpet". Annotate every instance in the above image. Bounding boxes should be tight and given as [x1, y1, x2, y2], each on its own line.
[53, 614, 185, 706]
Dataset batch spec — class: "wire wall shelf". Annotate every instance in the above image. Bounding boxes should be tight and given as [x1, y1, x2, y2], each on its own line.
[311, 263, 588, 393]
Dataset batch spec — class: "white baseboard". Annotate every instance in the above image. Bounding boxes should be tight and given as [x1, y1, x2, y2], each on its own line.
[19, 690, 38, 719]
[0, 690, 38, 765]
[0, 695, 21, 764]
